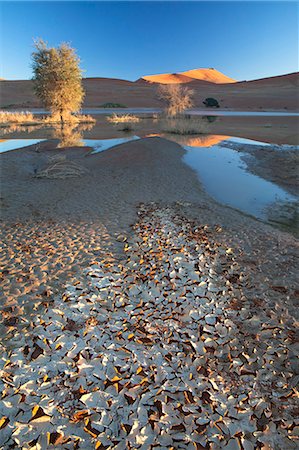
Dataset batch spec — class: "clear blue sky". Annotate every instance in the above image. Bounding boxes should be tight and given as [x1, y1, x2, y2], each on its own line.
[0, 1, 298, 81]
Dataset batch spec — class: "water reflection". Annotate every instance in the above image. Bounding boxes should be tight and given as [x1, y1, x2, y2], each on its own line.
[0, 123, 43, 136]
[148, 133, 230, 148]
[52, 122, 95, 148]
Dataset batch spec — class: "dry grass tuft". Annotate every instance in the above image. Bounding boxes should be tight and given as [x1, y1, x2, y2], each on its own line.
[35, 158, 89, 179]
[107, 113, 140, 124]
[159, 116, 210, 135]
[43, 114, 95, 124]
[0, 110, 95, 126]
[0, 111, 35, 124]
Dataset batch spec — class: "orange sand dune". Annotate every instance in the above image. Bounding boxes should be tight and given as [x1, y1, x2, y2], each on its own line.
[140, 73, 196, 84]
[141, 68, 236, 84]
[180, 68, 236, 84]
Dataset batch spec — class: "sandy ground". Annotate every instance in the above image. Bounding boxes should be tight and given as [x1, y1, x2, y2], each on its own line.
[0, 137, 298, 448]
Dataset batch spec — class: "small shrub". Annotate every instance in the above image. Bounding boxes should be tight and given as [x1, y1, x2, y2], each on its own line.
[100, 102, 127, 108]
[203, 98, 220, 108]
[158, 84, 193, 116]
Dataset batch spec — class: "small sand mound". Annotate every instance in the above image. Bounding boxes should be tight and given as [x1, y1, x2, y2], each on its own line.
[35, 156, 89, 179]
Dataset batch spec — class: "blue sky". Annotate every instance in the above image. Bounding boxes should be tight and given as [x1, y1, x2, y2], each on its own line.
[0, 1, 298, 81]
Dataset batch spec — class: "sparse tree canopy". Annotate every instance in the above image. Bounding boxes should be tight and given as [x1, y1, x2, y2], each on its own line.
[32, 39, 84, 122]
[158, 84, 193, 116]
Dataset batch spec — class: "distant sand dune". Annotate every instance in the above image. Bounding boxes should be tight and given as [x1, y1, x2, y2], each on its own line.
[141, 68, 236, 84]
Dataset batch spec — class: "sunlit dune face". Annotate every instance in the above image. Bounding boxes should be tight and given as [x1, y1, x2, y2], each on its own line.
[180, 68, 236, 84]
[142, 68, 236, 85]
[142, 73, 194, 84]
[145, 133, 230, 147]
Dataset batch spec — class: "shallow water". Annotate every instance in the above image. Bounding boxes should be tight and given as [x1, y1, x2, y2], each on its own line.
[0, 139, 45, 153]
[188, 109, 299, 117]
[183, 143, 298, 227]
[0, 136, 140, 154]
[84, 136, 140, 153]
[10, 108, 299, 117]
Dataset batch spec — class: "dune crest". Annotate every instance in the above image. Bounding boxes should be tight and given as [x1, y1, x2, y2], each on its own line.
[141, 68, 236, 84]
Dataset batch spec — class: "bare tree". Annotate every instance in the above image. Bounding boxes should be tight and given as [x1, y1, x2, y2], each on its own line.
[157, 84, 193, 116]
[32, 39, 84, 123]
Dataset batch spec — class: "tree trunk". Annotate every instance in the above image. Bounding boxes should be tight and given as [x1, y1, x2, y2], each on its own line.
[60, 110, 64, 127]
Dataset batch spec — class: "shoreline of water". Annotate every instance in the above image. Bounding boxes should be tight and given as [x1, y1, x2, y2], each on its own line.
[3, 107, 299, 116]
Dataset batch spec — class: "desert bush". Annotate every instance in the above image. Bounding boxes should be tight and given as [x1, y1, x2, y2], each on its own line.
[32, 39, 84, 123]
[107, 114, 140, 124]
[159, 116, 210, 135]
[43, 114, 95, 124]
[0, 111, 35, 124]
[158, 84, 193, 116]
[0, 110, 95, 127]
[203, 98, 220, 108]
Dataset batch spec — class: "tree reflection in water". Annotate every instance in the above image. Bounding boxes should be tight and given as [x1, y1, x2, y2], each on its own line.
[52, 122, 95, 148]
